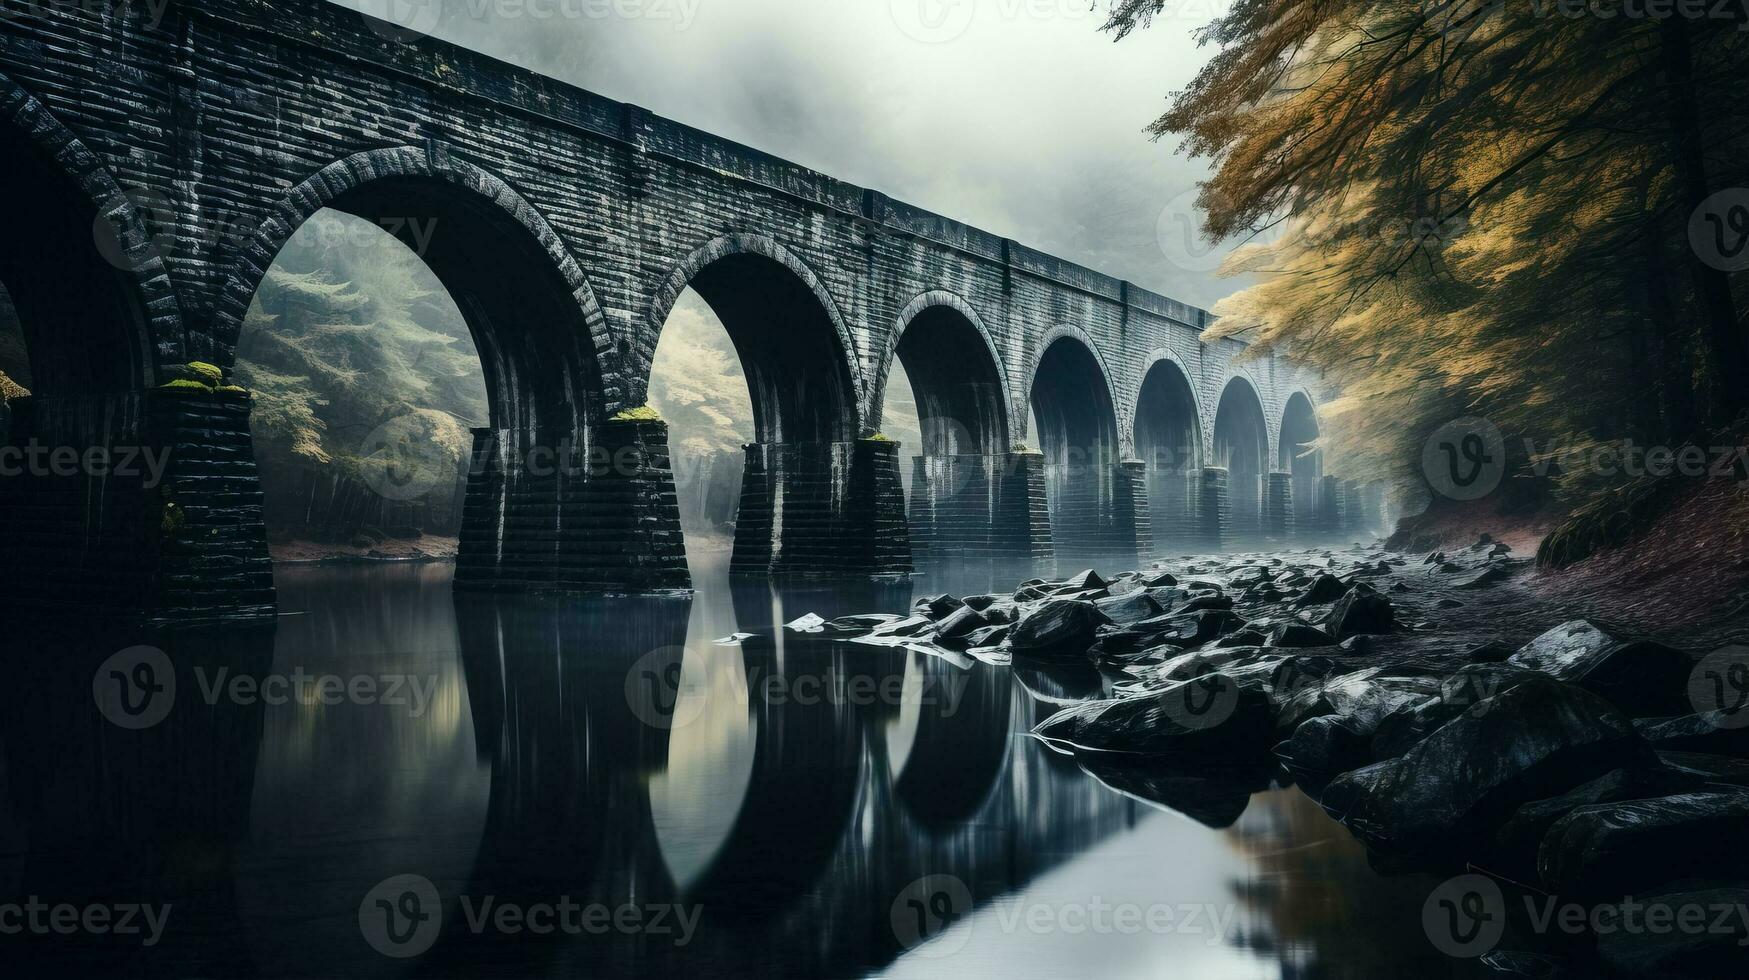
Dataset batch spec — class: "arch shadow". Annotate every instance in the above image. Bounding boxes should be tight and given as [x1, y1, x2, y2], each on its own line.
[1279, 390, 1322, 532]
[1134, 354, 1206, 554]
[1029, 332, 1123, 569]
[1212, 375, 1270, 549]
[213, 146, 618, 434]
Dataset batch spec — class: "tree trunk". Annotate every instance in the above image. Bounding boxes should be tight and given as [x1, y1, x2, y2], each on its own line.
[1641, 223, 1699, 444]
[1659, 17, 1746, 423]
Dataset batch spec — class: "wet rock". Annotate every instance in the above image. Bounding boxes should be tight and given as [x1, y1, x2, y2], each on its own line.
[1296, 574, 1349, 606]
[1321, 670, 1445, 733]
[1014, 584, 1053, 602]
[1508, 621, 1696, 718]
[1595, 887, 1749, 976]
[959, 594, 1001, 611]
[934, 605, 990, 645]
[1453, 565, 1513, 590]
[981, 601, 1020, 625]
[1635, 712, 1749, 756]
[1656, 750, 1749, 786]
[820, 613, 902, 636]
[964, 624, 1012, 649]
[1215, 628, 1268, 648]
[871, 615, 934, 638]
[1327, 583, 1396, 639]
[1269, 623, 1335, 648]
[915, 594, 965, 620]
[1490, 767, 1701, 879]
[1076, 756, 1272, 828]
[1277, 715, 1373, 795]
[1338, 635, 1371, 655]
[1055, 569, 1106, 592]
[1031, 673, 1274, 764]
[1165, 609, 1249, 646]
[785, 613, 827, 632]
[1143, 570, 1178, 587]
[1010, 599, 1111, 658]
[1320, 676, 1652, 857]
[1435, 598, 1465, 609]
[1539, 792, 1749, 899]
[1094, 591, 1166, 626]
[1176, 593, 1235, 614]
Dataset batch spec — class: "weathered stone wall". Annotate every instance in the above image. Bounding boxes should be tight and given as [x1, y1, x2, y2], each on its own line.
[0, 0, 1338, 619]
[0, 0, 1324, 454]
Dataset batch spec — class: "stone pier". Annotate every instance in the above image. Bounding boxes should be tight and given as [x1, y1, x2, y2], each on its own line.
[0, 389, 274, 624]
[732, 440, 912, 579]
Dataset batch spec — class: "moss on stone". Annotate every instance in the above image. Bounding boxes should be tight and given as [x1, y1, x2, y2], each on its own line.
[187, 361, 224, 384]
[611, 405, 662, 422]
[159, 379, 214, 392]
[862, 433, 895, 442]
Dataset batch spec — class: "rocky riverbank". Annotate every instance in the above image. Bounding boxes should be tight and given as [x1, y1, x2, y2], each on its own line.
[803, 541, 1749, 975]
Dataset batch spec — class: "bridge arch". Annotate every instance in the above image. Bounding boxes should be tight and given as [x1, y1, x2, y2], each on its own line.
[1212, 373, 1271, 547]
[213, 146, 618, 433]
[1133, 351, 1203, 473]
[1029, 329, 1124, 566]
[644, 234, 864, 443]
[0, 71, 171, 392]
[873, 291, 1011, 455]
[1278, 389, 1322, 531]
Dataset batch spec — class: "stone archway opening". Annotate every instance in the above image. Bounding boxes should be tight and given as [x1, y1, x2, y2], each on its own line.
[656, 247, 904, 578]
[1212, 378, 1270, 550]
[230, 165, 651, 593]
[1133, 358, 1205, 554]
[1279, 392, 1322, 538]
[647, 287, 755, 569]
[1030, 336, 1126, 570]
[237, 207, 488, 571]
[885, 304, 1010, 567]
[0, 118, 149, 397]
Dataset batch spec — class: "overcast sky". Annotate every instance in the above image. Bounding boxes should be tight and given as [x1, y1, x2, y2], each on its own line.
[335, 0, 1239, 310]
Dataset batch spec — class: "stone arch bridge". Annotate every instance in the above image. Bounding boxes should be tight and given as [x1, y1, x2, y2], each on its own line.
[0, 0, 1377, 622]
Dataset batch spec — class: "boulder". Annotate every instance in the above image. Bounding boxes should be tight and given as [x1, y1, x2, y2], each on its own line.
[1595, 887, 1749, 976]
[1489, 767, 1701, 879]
[1635, 712, 1749, 756]
[1094, 591, 1166, 626]
[1508, 621, 1696, 718]
[1320, 670, 1445, 733]
[1176, 593, 1236, 614]
[1030, 673, 1274, 765]
[1009, 599, 1111, 658]
[1055, 569, 1106, 592]
[1326, 583, 1395, 638]
[1539, 792, 1749, 899]
[1269, 623, 1335, 648]
[934, 605, 990, 645]
[915, 593, 965, 620]
[1296, 574, 1349, 606]
[964, 624, 1012, 649]
[1276, 715, 1373, 795]
[1319, 676, 1653, 857]
[1452, 565, 1513, 590]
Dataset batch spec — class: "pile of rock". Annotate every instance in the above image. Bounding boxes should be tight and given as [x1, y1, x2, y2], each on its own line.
[807, 540, 1749, 974]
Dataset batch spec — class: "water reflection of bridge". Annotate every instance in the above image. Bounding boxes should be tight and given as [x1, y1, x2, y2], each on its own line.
[0, 565, 1141, 977]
